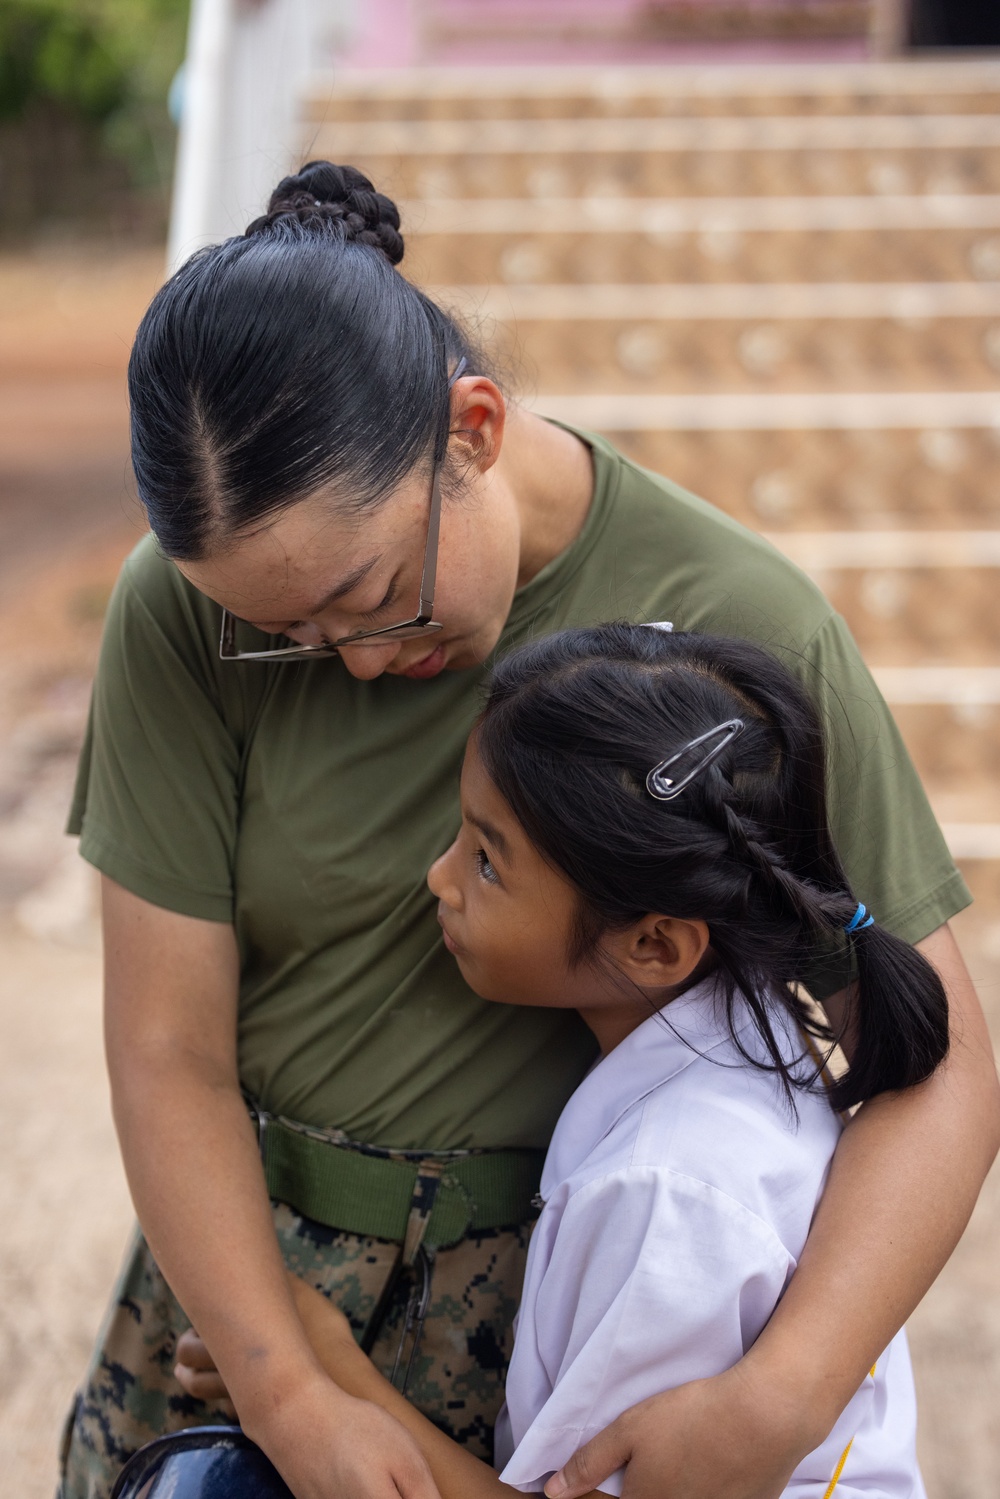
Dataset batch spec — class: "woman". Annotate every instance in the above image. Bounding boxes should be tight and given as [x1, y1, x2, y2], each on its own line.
[61, 162, 999, 1499]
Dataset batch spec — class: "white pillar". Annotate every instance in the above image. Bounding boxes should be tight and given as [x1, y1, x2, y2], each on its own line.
[167, 0, 355, 275]
[167, 0, 237, 271]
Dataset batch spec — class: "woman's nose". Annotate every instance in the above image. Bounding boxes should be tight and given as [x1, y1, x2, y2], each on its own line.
[336, 640, 404, 680]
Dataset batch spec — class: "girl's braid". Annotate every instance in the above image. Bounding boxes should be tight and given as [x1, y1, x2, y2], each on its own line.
[707, 773, 844, 935]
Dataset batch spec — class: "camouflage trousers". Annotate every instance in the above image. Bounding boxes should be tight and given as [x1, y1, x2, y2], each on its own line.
[58, 1201, 531, 1499]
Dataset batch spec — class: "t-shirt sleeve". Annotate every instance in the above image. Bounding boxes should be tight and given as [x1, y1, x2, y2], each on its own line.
[498, 1169, 795, 1497]
[68, 544, 241, 922]
[795, 611, 970, 960]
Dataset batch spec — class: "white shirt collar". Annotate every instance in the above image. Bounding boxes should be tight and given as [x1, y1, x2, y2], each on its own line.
[541, 976, 759, 1197]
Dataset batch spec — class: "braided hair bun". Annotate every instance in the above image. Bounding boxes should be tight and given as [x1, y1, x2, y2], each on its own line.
[245, 160, 405, 265]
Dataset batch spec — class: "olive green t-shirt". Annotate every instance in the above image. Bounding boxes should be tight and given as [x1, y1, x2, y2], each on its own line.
[69, 428, 970, 1150]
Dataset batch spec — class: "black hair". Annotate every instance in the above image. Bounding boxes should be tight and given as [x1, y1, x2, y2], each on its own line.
[477, 623, 949, 1111]
[128, 161, 493, 560]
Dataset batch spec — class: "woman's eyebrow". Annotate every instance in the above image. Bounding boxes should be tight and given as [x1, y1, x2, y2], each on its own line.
[468, 813, 513, 865]
[308, 555, 382, 614]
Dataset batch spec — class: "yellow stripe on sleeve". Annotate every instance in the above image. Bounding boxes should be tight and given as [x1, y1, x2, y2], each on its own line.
[822, 1439, 854, 1499]
[822, 1364, 877, 1496]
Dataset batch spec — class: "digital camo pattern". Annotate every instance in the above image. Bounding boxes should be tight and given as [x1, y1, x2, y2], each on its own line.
[58, 1204, 530, 1499]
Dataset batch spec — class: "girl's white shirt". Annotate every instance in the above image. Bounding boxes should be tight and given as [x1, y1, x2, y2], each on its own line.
[495, 978, 925, 1498]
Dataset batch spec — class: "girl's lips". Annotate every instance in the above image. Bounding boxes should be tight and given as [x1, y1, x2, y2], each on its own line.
[438, 914, 463, 956]
[403, 643, 447, 679]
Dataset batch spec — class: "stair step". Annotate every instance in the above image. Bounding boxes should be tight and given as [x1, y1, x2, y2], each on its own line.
[444, 281, 1000, 392]
[887, 704, 1000, 786]
[939, 823, 1000, 861]
[474, 317, 1000, 394]
[871, 665, 1000, 702]
[608, 426, 999, 528]
[348, 151, 1000, 201]
[764, 538, 1000, 660]
[531, 389, 1000, 428]
[315, 113, 1000, 157]
[401, 195, 1000, 233]
[767, 531, 1000, 569]
[442, 280, 1000, 318]
[401, 209, 1000, 286]
[814, 574, 1000, 659]
[303, 59, 1000, 122]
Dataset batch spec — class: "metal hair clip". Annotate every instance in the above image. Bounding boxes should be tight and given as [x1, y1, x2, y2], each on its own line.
[646, 719, 745, 801]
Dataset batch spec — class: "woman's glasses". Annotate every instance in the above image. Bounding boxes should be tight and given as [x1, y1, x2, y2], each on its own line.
[218, 359, 465, 663]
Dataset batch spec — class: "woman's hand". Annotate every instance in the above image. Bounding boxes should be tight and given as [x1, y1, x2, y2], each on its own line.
[544, 1364, 808, 1499]
[175, 1328, 440, 1499]
[245, 1280, 442, 1499]
[250, 1369, 442, 1499]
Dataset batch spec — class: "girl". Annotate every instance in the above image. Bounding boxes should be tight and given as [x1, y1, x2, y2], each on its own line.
[63, 158, 995, 1499]
[198, 622, 946, 1497]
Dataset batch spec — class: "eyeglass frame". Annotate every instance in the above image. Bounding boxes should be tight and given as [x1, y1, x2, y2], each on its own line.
[218, 357, 467, 663]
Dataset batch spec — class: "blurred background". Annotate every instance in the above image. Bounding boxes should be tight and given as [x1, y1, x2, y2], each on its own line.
[2, 0, 999, 1492]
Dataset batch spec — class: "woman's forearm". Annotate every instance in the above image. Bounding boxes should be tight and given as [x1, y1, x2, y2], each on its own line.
[745, 921, 1000, 1440]
[112, 1058, 329, 1427]
[104, 880, 443, 1499]
[102, 879, 332, 1430]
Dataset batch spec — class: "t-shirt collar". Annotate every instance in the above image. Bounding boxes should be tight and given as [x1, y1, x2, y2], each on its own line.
[500, 423, 619, 638]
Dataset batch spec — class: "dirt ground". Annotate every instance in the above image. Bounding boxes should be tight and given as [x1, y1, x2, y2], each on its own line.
[0, 248, 998, 1498]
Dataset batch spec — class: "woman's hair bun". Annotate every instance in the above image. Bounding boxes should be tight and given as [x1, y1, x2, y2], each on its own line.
[245, 160, 405, 265]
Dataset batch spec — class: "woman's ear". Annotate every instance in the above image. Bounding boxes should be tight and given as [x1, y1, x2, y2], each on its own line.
[449, 376, 506, 475]
[609, 914, 711, 991]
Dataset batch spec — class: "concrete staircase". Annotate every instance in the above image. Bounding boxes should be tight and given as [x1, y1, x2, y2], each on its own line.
[304, 56, 1000, 891]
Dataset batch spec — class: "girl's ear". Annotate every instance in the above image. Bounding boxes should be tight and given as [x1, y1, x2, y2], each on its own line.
[608, 915, 711, 991]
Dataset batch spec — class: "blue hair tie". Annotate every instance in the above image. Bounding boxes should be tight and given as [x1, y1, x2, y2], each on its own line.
[845, 902, 875, 934]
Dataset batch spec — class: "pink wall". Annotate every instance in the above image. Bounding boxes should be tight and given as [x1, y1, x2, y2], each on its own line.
[338, 0, 873, 68]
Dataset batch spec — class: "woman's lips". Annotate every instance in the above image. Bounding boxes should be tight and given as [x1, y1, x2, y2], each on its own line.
[403, 643, 448, 679]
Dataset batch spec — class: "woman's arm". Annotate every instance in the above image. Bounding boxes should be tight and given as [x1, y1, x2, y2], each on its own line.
[547, 921, 1000, 1499]
[102, 876, 440, 1499]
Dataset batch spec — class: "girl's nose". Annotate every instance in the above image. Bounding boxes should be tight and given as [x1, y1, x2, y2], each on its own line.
[428, 840, 463, 908]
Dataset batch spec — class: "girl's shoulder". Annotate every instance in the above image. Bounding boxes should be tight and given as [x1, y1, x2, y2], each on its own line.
[632, 1044, 840, 1228]
[547, 992, 842, 1255]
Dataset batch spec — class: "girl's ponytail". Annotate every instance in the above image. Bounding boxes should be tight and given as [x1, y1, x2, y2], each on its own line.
[833, 912, 950, 1111]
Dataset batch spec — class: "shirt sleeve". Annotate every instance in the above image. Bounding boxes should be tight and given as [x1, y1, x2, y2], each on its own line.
[67, 541, 242, 922]
[498, 1168, 796, 1497]
[791, 612, 971, 992]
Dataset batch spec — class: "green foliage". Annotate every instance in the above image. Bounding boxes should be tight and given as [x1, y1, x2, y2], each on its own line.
[1, 5, 115, 121]
[0, 0, 189, 209]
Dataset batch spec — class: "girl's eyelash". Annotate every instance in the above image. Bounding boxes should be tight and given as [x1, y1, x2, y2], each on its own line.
[475, 848, 500, 885]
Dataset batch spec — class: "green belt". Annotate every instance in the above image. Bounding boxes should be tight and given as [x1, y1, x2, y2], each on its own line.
[258, 1112, 544, 1251]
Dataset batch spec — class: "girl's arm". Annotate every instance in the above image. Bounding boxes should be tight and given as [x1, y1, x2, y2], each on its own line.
[283, 1276, 606, 1499]
[548, 921, 1000, 1499]
[102, 876, 440, 1499]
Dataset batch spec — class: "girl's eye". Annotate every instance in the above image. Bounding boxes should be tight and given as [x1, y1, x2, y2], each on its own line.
[475, 848, 499, 885]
